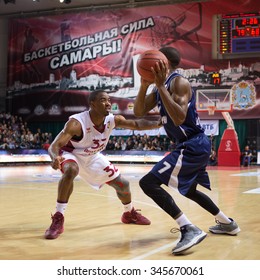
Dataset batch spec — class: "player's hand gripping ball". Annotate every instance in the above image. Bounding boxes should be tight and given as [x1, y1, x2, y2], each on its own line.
[137, 50, 168, 82]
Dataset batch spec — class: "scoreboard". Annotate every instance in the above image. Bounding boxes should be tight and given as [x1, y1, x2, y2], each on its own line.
[212, 12, 260, 59]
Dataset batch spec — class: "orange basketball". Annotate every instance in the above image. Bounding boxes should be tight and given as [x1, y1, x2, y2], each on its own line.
[137, 50, 168, 82]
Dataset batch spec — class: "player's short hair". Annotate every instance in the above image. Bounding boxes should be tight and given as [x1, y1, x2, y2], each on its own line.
[88, 90, 106, 103]
[159, 47, 180, 68]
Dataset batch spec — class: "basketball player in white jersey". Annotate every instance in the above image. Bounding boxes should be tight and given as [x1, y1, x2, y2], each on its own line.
[45, 90, 162, 239]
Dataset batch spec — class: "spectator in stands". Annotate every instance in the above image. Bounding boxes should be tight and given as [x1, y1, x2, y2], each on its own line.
[8, 139, 17, 149]
[143, 143, 150, 151]
[106, 139, 115, 150]
[114, 140, 122, 150]
[160, 137, 169, 151]
[241, 145, 252, 167]
[168, 140, 176, 151]
[209, 134, 216, 150]
[142, 133, 150, 144]
[208, 148, 217, 166]
[132, 140, 139, 150]
[136, 143, 144, 150]
[33, 132, 42, 148]
[152, 136, 160, 148]
[0, 136, 8, 149]
[47, 132, 53, 143]
[42, 139, 51, 151]
[125, 138, 134, 150]
[120, 139, 127, 150]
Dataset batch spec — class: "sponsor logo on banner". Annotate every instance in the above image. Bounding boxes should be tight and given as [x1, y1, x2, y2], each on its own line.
[200, 120, 219, 136]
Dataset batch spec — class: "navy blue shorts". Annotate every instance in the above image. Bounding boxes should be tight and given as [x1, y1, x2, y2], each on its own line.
[150, 133, 211, 195]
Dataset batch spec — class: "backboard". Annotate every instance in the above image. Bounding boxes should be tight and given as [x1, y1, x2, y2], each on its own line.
[196, 88, 233, 115]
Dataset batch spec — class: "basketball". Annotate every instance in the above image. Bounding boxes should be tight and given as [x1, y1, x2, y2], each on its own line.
[137, 50, 168, 82]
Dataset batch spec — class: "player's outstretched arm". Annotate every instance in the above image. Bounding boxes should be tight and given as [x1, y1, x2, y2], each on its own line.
[115, 115, 162, 131]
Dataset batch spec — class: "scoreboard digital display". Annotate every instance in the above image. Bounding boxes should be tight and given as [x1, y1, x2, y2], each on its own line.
[212, 12, 260, 59]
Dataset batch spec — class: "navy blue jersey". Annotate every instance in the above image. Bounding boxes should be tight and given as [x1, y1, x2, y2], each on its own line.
[155, 72, 204, 142]
[150, 72, 211, 195]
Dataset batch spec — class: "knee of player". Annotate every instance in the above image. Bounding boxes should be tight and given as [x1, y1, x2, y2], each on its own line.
[183, 182, 197, 198]
[140, 173, 163, 192]
[62, 163, 79, 179]
[139, 174, 152, 192]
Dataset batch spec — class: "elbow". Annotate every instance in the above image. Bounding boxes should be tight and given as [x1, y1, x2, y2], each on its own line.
[173, 117, 185, 127]
[171, 111, 186, 126]
[174, 121, 182, 127]
[174, 121, 184, 126]
[48, 142, 56, 154]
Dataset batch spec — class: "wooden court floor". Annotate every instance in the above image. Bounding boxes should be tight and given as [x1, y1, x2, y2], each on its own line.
[0, 163, 259, 260]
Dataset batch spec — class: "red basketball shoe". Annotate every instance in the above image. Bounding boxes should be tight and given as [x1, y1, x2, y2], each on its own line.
[121, 208, 151, 225]
[45, 212, 64, 239]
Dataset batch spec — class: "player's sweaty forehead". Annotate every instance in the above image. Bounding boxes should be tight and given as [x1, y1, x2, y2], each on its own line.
[96, 92, 110, 103]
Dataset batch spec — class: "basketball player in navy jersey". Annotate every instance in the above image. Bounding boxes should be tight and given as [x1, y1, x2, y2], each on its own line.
[133, 47, 240, 254]
[45, 90, 162, 239]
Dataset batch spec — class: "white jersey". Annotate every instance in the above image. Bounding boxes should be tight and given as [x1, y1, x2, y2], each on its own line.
[62, 110, 116, 156]
[60, 111, 120, 190]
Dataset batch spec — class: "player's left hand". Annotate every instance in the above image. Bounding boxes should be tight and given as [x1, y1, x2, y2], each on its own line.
[151, 60, 168, 87]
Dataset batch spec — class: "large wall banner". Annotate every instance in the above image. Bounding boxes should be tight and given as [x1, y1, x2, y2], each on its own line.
[7, 1, 260, 122]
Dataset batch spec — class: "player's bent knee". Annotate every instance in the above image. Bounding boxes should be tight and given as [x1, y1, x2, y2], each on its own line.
[62, 162, 79, 179]
[139, 173, 156, 193]
[139, 175, 148, 192]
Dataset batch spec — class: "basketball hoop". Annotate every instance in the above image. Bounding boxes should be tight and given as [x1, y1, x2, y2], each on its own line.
[207, 105, 216, 115]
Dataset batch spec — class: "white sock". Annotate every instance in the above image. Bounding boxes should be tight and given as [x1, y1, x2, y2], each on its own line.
[123, 202, 132, 212]
[56, 202, 67, 215]
[175, 214, 192, 228]
[215, 211, 231, 224]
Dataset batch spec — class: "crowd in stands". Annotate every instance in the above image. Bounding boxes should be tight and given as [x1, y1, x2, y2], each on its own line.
[2, 112, 255, 166]
[0, 112, 52, 150]
[0, 112, 176, 152]
[106, 134, 176, 152]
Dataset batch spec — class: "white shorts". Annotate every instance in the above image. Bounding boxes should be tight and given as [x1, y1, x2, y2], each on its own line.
[61, 152, 120, 190]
